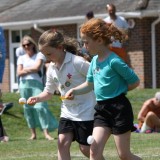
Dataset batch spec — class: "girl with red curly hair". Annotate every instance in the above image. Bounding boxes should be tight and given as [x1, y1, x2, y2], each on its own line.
[65, 18, 141, 160]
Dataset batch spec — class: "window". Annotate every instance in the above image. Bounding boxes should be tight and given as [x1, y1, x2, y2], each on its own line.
[10, 29, 30, 92]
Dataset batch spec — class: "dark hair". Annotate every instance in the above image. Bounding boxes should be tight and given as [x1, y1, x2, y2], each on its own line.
[86, 11, 94, 20]
[106, 3, 116, 11]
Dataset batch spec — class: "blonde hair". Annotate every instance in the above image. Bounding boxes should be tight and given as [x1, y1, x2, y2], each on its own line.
[38, 29, 79, 55]
[21, 35, 38, 53]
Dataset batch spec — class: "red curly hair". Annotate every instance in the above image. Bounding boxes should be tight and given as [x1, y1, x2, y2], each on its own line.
[80, 18, 125, 45]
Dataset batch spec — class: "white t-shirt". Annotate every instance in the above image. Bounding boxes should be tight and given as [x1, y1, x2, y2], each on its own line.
[17, 52, 46, 83]
[44, 52, 96, 121]
[16, 47, 25, 57]
[104, 15, 129, 48]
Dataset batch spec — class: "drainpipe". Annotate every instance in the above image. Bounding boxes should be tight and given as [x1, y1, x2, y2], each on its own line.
[151, 15, 160, 88]
[33, 23, 44, 33]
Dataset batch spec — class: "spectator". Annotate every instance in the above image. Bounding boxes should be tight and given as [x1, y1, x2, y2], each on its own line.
[0, 26, 13, 142]
[17, 35, 58, 140]
[16, 46, 26, 87]
[16, 46, 25, 58]
[104, 3, 130, 64]
[0, 26, 6, 94]
[138, 92, 160, 133]
[86, 11, 94, 21]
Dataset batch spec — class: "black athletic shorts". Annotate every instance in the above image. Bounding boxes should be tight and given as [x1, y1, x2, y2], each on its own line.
[94, 93, 136, 135]
[58, 118, 94, 145]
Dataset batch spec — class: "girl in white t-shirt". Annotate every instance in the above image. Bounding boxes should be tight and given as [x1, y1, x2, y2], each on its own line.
[17, 35, 58, 140]
[27, 30, 96, 160]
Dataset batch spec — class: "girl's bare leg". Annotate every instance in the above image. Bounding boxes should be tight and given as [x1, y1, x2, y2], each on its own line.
[43, 129, 54, 140]
[29, 128, 36, 140]
[114, 131, 142, 160]
[90, 126, 111, 160]
[58, 132, 73, 160]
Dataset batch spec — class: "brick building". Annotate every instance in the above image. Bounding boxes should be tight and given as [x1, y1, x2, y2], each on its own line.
[0, 0, 159, 92]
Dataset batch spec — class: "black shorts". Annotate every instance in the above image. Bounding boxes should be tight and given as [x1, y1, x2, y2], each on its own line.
[58, 118, 94, 145]
[94, 94, 136, 135]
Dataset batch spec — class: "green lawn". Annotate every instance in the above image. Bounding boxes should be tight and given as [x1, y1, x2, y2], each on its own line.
[0, 89, 160, 160]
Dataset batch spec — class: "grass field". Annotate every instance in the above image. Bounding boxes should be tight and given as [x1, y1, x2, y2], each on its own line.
[0, 89, 160, 160]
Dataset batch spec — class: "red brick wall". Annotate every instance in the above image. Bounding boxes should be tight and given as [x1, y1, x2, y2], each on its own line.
[30, 24, 77, 42]
[1, 59, 10, 92]
[127, 17, 159, 88]
[1, 30, 10, 92]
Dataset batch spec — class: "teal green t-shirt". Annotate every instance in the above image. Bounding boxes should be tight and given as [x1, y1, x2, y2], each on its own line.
[87, 53, 139, 101]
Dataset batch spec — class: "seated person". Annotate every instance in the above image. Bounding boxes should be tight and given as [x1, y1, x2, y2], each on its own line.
[138, 92, 160, 133]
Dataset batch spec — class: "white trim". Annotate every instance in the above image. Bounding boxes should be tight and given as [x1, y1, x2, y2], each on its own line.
[151, 15, 160, 88]
[9, 29, 29, 92]
[0, 11, 160, 29]
[0, 16, 86, 29]
[9, 30, 18, 92]
[33, 24, 44, 33]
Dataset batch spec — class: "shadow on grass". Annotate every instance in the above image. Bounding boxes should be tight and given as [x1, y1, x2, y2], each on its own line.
[3, 112, 22, 119]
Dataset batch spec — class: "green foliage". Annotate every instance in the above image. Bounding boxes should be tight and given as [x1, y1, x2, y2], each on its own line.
[0, 89, 160, 160]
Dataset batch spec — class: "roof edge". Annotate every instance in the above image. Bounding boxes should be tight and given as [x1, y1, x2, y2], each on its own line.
[0, 10, 160, 29]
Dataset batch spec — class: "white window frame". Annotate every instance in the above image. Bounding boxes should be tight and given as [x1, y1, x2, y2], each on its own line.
[9, 29, 29, 92]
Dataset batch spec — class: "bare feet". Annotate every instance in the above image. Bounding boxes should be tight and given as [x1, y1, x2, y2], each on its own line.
[29, 136, 36, 140]
[45, 135, 54, 141]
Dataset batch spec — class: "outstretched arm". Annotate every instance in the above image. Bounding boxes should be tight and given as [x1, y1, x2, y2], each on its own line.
[65, 81, 94, 100]
[27, 91, 53, 105]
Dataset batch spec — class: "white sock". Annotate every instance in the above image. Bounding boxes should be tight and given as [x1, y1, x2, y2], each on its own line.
[140, 123, 151, 133]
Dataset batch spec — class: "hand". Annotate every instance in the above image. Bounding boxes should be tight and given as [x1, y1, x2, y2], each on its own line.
[65, 89, 75, 100]
[138, 121, 143, 129]
[27, 97, 38, 105]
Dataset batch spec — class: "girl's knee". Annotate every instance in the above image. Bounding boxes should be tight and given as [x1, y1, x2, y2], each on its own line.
[58, 138, 71, 149]
[146, 111, 155, 118]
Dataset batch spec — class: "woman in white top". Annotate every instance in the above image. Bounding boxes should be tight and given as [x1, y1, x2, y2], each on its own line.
[17, 35, 58, 140]
[27, 30, 96, 160]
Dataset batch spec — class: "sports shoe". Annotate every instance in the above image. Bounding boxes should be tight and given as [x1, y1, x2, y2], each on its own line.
[3, 103, 14, 113]
[0, 103, 14, 115]
[145, 129, 153, 133]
